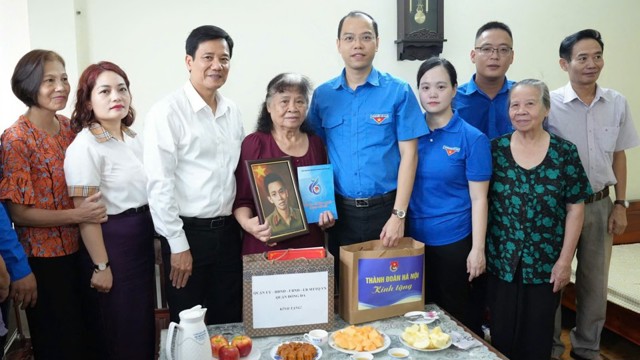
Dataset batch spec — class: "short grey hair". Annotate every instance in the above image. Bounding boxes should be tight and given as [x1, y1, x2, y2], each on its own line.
[256, 73, 314, 133]
[509, 78, 550, 110]
[265, 73, 312, 104]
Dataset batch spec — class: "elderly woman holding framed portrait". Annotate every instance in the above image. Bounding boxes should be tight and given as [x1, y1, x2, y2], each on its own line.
[234, 73, 335, 255]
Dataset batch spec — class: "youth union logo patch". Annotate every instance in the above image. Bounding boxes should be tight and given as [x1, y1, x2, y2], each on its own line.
[308, 178, 321, 195]
[370, 114, 389, 124]
[443, 145, 460, 156]
[390, 260, 399, 272]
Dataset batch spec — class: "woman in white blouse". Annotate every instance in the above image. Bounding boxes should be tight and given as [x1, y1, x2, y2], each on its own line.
[64, 61, 154, 359]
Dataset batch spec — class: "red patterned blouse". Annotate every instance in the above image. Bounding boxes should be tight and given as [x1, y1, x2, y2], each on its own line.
[0, 115, 80, 257]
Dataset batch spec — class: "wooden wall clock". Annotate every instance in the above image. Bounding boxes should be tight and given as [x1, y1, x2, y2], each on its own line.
[395, 0, 446, 60]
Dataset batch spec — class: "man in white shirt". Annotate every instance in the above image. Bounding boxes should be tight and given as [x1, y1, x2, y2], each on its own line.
[548, 29, 639, 360]
[144, 25, 244, 324]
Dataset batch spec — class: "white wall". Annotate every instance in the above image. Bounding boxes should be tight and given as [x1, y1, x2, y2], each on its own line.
[0, 0, 31, 124]
[0, 0, 80, 126]
[3, 0, 640, 198]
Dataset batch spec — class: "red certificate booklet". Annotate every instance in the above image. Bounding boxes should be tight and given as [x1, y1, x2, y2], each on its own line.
[266, 247, 326, 261]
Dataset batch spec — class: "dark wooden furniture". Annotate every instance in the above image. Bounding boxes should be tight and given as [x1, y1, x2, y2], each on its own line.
[611, 200, 640, 245]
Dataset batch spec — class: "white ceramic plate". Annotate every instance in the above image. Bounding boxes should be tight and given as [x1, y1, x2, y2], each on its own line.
[403, 310, 438, 324]
[328, 331, 391, 355]
[399, 336, 453, 352]
[270, 342, 322, 360]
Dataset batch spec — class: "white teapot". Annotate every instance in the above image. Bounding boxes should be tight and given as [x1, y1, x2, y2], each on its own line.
[165, 305, 212, 360]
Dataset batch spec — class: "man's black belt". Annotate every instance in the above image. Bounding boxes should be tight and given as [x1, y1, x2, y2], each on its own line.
[585, 187, 609, 204]
[337, 191, 396, 208]
[180, 215, 232, 228]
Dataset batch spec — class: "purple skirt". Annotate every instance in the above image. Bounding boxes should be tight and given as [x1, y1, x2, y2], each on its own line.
[81, 209, 156, 359]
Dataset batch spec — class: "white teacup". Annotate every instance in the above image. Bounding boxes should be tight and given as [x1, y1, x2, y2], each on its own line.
[350, 351, 374, 360]
[303, 329, 328, 346]
[388, 347, 410, 358]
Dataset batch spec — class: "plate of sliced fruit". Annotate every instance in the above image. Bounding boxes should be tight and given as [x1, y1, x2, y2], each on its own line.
[328, 325, 391, 355]
[400, 323, 452, 352]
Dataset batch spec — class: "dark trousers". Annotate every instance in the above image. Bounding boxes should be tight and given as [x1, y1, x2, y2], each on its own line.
[327, 196, 395, 285]
[161, 216, 242, 325]
[27, 253, 93, 360]
[468, 272, 488, 337]
[0, 299, 8, 352]
[424, 234, 483, 334]
[488, 270, 560, 360]
[81, 211, 156, 360]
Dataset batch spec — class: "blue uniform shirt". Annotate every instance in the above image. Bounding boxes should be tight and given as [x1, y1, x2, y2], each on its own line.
[454, 74, 515, 139]
[308, 67, 428, 198]
[408, 112, 492, 246]
[0, 203, 31, 281]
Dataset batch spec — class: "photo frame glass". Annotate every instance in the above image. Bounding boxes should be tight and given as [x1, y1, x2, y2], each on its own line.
[245, 157, 310, 243]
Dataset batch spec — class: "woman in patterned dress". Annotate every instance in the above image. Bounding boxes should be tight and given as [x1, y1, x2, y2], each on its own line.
[0, 49, 107, 358]
[486, 79, 592, 360]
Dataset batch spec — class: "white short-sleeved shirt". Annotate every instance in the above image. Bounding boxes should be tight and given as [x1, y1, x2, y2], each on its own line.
[547, 83, 640, 192]
[64, 124, 148, 215]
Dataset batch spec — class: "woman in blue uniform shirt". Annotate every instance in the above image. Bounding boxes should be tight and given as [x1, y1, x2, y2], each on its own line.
[408, 57, 492, 332]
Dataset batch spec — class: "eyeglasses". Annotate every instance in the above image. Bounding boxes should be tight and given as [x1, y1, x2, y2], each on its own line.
[340, 34, 375, 44]
[475, 46, 513, 57]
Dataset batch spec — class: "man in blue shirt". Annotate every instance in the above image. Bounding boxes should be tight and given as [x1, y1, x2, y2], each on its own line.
[450, 21, 515, 337]
[308, 11, 427, 262]
[454, 21, 515, 139]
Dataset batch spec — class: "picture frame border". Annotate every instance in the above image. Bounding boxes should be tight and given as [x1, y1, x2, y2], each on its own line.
[245, 156, 310, 243]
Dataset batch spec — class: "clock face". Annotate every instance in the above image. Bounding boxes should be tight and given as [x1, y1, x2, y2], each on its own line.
[407, 0, 438, 33]
[414, 2, 426, 24]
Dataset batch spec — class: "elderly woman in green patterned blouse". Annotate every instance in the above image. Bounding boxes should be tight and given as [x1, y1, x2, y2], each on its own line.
[485, 79, 592, 360]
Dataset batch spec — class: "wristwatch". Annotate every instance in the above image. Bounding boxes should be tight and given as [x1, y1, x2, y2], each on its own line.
[392, 209, 407, 219]
[614, 200, 630, 208]
[93, 261, 110, 272]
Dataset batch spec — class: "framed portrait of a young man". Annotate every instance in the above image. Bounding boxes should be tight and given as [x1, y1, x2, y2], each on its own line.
[245, 157, 310, 243]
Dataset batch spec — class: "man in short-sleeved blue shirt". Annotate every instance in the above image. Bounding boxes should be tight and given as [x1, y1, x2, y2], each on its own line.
[310, 68, 426, 199]
[454, 21, 515, 139]
[308, 11, 427, 257]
